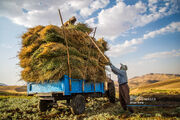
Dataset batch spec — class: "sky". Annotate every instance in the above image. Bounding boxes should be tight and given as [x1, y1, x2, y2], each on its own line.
[0, 0, 180, 85]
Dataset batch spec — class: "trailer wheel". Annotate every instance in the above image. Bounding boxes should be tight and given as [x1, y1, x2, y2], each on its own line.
[38, 100, 53, 112]
[108, 81, 116, 103]
[71, 95, 85, 115]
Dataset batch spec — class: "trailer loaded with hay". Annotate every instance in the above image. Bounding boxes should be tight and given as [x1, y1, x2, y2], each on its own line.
[19, 10, 115, 114]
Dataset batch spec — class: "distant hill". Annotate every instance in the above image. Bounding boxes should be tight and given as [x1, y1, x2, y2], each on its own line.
[0, 83, 7, 86]
[138, 78, 180, 90]
[130, 77, 180, 95]
[128, 73, 180, 89]
[0, 86, 26, 94]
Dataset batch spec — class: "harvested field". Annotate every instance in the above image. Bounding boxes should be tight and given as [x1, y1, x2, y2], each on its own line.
[0, 94, 179, 120]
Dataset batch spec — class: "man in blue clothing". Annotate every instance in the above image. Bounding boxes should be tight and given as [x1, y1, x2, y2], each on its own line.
[109, 63, 134, 113]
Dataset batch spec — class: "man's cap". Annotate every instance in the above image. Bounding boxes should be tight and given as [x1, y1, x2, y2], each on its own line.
[120, 63, 128, 70]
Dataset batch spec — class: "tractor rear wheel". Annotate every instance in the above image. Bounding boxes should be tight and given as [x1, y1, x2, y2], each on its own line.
[108, 81, 116, 103]
[71, 95, 85, 115]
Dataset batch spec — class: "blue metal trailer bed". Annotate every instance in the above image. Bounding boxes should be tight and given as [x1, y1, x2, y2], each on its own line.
[27, 75, 115, 114]
[27, 75, 105, 95]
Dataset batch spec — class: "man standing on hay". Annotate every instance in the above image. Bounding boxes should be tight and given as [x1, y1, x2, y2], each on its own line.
[109, 63, 134, 113]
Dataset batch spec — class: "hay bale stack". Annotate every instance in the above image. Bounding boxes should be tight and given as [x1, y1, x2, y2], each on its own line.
[19, 19, 109, 83]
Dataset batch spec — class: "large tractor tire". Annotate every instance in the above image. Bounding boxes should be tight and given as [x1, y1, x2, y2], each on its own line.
[71, 95, 85, 115]
[38, 100, 53, 112]
[108, 81, 116, 103]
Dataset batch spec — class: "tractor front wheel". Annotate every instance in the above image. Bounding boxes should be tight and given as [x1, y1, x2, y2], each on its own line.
[71, 95, 85, 115]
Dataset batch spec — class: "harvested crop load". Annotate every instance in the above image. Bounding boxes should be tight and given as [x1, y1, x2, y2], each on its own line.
[18, 17, 109, 83]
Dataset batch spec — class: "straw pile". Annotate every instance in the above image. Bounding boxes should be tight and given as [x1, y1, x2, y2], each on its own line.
[18, 18, 109, 83]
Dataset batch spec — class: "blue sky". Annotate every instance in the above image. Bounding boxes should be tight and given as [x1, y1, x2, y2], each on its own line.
[0, 0, 180, 85]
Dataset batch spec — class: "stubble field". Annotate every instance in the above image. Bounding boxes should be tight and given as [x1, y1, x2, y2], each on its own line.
[0, 92, 179, 120]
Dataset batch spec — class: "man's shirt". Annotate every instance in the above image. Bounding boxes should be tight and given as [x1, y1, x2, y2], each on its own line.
[110, 64, 128, 85]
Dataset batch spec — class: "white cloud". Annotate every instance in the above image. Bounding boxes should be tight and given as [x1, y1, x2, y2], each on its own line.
[148, 0, 158, 13]
[143, 22, 180, 39]
[0, 0, 178, 37]
[85, 17, 96, 27]
[106, 22, 180, 57]
[80, 0, 110, 17]
[0, 0, 109, 27]
[0, 0, 76, 27]
[142, 49, 180, 60]
[137, 59, 157, 65]
[148, 0, 158, 5]
[87, 0, 178, 40]
[106, 44, 137, 57]
[0, 0, 179, 42]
